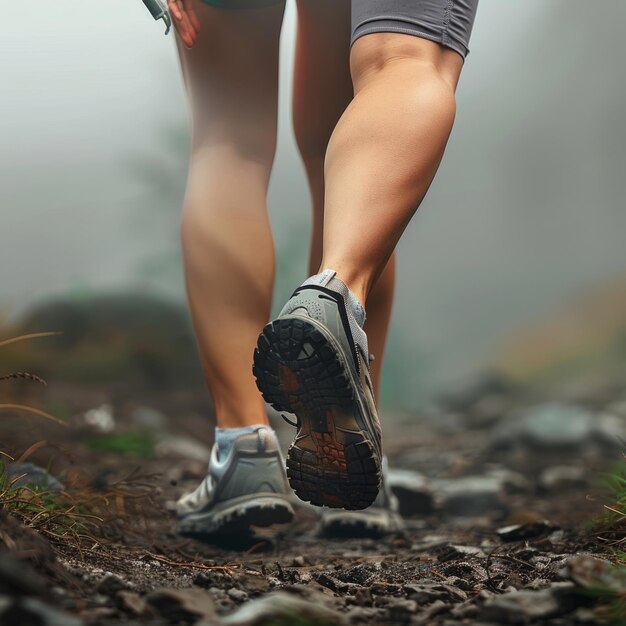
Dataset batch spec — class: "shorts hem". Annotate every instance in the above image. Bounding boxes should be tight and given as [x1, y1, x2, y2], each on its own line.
[200, 0, 283, 8]
[351, 19, 469, 59]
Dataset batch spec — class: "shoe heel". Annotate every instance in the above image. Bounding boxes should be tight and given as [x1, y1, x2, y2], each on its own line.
[254, 317, 380, 510]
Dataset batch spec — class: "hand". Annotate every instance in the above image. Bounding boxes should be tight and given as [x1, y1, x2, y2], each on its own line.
[167, 0, 201, 48]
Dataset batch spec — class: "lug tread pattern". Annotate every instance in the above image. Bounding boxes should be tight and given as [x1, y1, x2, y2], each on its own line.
[253, 318, 381, 510]
[177, 501, 293, 537]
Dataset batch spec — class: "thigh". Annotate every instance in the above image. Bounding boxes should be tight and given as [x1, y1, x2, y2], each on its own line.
[293, 0, 353, 153]
[352, 0, 480, 60]
[177, 0, 286, 157]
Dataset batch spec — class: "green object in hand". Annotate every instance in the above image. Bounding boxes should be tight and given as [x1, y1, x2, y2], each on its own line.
[142, 0, 171, 34]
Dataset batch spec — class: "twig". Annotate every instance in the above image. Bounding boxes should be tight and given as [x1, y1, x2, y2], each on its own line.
[0, 404, 66, 425]
[489, 553, 537, 570]
[0, 332, 62, 348]
[15, 440, 53, 464]
[0, 372, 47, 385]
[145, 552, 233, 572]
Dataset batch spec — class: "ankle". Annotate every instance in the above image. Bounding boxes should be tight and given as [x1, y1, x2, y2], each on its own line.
[316, 263, 370, 305]
[306, 267, 367, 328]
[215, 424, 271, 461]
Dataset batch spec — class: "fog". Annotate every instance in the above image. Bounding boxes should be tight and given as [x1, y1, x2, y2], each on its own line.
[2, 0, 625, 405]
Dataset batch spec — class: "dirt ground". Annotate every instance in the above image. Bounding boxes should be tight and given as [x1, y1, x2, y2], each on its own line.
[1, 375, 625, 625]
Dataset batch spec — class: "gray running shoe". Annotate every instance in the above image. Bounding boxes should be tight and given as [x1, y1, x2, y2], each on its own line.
[318, 458, 404, 538]
[176, 427, 294, 535]
[253, 270, 382, 510]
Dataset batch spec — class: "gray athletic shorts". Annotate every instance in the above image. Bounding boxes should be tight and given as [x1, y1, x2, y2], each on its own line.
[201, 0, 479, 59]
[352, 0, 479, 59]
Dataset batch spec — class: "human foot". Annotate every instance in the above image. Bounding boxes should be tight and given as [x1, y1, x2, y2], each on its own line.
[176, 426, 294, 535]
[253, 270, 382, 510]
[318, 457, 404, 537]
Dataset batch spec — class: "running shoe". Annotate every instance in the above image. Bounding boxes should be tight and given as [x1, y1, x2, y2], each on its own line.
[253, 270, 383, 510]
[176, 427, 294, 535]
[318, 457, 404, 537]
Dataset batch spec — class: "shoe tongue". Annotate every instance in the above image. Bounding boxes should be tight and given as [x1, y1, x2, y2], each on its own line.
[304, 269, 337, 287]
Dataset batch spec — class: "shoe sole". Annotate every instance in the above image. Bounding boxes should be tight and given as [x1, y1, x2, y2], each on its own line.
[319, 511, 404, 539]
[253, 317, 381, 510]
[177, 496, 294, 536]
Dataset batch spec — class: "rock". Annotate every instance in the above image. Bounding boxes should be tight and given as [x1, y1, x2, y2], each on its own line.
[604, 399, 626, 419]
[438, 373, 515, 412]
[439, 561, 487, 586]
[404, 583, 467, 604]
[80, 607, 118, 622]
[539, 466, 586, 491]
[565, 555, 626, 593]
[0, 596, 84, 626]
[572, 607, 603, 623]
[117, 590, 151, 617]
[0, 553, 48, 597]
[12, 293, 205, 391]
[592, 412, 626, 446]
[146, 587, 216, 623]
[437, 544, 486, 561]
[468, 393, 513, 428]
[497, 520, 559, 542]
[167, 460, 208, 483]
[345, 606, 382, 623]
[450, 598, 481, 619]
[131, 406, 168, 430]
[155, 436, 211, 462]
[485, 468, 531, 494]
[548, 529, 566, 544]
[412, 534, 451, 551]
[221, 591, 348, 625]
[351, 587, 373, 607]
[83, 404, 116, 433]
[480, 583, 578, 624]
[193, 570, 234, 590]
[6, 463, 64, 492]
[315, 573, 362, 595]
[95, 573, 129, 595]
[227, 589, 248, 602]
[413, 599, 449, 624]
[493, 403, 594, 449]
[386, 469, 435, 516]
[436, 476, 507, 517]
[385, 598, 419, 621]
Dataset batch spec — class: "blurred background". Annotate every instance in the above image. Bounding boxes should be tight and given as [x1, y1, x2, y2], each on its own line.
[2, 0, 626, 413]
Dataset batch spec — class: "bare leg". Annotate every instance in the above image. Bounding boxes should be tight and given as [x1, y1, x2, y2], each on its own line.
[320, 34, 463, 306]
[177, 1, 285, 428]
[293, 0, 395, 398]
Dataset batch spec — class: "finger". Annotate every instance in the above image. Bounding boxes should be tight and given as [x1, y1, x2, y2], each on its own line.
[173, 0, 197, 44]
[183, 0, 201, 32]
[179, 11, 196, 47]
[179, 0, 198, 41]
[167, 0, 195, 47]
[166, 0, 183, 21]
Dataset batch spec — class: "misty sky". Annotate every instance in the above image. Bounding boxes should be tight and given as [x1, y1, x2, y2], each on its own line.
[2, 1, 626, 402]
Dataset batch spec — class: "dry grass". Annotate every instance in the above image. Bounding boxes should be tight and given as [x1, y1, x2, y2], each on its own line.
[0, 331, 162, 557]
[596, 453, 626, 554]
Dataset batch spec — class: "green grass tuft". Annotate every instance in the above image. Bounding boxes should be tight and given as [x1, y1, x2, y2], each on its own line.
[86, 431, 155, 459]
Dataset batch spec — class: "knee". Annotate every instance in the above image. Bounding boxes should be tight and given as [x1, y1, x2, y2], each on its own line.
[179, 154, 272, 245]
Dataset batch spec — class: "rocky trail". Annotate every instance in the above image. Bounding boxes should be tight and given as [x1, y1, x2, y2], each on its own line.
[2, 374, 626, 626]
